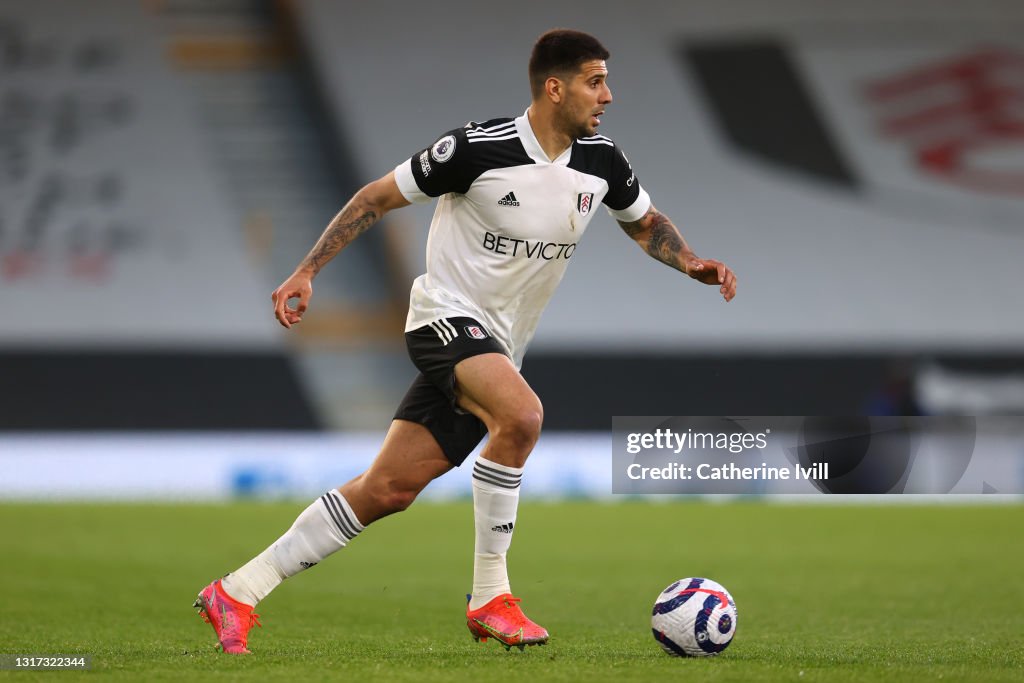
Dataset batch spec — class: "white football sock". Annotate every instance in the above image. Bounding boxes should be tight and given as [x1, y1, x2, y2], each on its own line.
[469, 457, 523, 610]
[221, 489, 363, 607]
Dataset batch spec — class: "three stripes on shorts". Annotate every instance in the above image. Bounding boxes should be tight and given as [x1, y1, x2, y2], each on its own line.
[429, 318, 459, 345]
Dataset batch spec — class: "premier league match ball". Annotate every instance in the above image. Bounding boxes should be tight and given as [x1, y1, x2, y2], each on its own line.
[651, 577, 737, 657]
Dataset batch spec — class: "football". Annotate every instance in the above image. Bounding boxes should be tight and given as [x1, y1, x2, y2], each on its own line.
[651, 577, 737, 657]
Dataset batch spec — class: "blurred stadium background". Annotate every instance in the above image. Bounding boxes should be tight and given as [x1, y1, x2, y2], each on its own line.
[2, 2, 1024, 679]
[2, 0, 1023, 500]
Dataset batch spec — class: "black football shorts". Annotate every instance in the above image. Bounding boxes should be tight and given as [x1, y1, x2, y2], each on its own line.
[394, 316, 508, 466]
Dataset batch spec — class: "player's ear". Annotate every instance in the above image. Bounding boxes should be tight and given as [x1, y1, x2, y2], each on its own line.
[545, 75, 565, 104]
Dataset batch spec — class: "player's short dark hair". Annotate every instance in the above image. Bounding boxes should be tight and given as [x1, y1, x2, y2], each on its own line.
[529, 29, 610, 99]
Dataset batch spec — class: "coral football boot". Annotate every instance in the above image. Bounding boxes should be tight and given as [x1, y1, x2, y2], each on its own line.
[194, 579, 262, 654]
[466, 593, 549, 650]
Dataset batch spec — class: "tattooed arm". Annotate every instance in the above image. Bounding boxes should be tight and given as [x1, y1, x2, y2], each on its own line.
[617, 205, 737, 302]
[272, 171, 410, 328]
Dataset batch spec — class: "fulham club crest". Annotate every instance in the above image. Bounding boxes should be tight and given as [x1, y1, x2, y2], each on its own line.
[576, 192, 594, 216]
[464, 325, 488, 339]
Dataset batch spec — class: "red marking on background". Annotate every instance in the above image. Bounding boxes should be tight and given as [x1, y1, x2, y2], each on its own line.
[865, 49, 1024, 100]
[865, 47, 1024, 195]
[69, 253, 111, 282]
[1, 252, 42, 281]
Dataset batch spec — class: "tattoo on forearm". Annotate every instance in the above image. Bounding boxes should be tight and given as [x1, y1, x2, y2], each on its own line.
[646, 211, 685, 266]
[617, 215, 646, 239]
[300, 201, 378, 274]
[619, 207, 689, 271]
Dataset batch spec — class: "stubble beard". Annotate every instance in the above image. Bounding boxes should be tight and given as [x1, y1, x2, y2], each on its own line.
[557, 107, 595, 141]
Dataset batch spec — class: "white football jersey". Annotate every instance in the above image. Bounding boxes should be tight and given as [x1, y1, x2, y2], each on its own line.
[394, 110, 651, 367]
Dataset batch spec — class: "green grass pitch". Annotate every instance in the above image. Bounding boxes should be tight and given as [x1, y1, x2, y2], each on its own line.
[1, 500, 1021, 682]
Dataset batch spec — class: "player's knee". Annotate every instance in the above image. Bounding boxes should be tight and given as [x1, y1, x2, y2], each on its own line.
[497, 404, 543, 452]
[367, 479, 419, 514]
[383, 487, 418, 513]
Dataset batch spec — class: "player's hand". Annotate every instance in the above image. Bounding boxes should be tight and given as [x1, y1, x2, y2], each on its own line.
[683, 257, 737, 302]
[271, 271, 313, 328]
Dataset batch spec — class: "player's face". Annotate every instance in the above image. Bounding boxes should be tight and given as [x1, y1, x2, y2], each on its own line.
[560, 59, 612, 138]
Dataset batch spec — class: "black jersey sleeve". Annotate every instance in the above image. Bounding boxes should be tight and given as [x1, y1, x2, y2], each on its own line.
[602, 143, 642, 212]
[407, 127, 477, 197]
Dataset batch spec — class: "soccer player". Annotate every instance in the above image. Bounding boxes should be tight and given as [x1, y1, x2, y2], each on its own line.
[195, 28, 737, 654]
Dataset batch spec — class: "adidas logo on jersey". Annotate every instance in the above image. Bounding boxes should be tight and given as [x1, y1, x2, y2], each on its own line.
[491, 522, 515, 533]
[497, 191, 520, 207]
